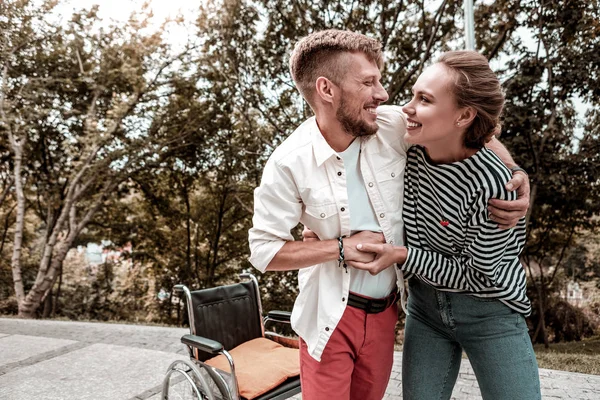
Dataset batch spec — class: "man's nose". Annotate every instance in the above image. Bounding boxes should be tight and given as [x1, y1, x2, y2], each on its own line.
[375, 83, 389, 102]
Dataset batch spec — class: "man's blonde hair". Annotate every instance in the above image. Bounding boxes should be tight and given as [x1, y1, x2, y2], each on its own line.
[289, 29, 383, 107]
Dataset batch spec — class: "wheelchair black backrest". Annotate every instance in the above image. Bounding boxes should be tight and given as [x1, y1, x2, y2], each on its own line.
[188, 280, 264, 361]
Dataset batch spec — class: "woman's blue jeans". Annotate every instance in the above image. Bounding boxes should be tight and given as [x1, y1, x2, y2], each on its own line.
[402, 278, 541, 400]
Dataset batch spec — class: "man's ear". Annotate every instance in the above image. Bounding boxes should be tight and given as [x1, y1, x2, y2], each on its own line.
[315, 76, 337, 105]
[456, 106, 477, 128]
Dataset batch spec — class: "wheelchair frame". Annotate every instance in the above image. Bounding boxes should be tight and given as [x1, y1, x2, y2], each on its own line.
[161, 273, 301, 400]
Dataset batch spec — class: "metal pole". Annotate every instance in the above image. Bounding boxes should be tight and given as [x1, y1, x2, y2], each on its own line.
[464, 0, 475, 50]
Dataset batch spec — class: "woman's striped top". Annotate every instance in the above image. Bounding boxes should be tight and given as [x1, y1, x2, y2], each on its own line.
[402, 145, 531, 316]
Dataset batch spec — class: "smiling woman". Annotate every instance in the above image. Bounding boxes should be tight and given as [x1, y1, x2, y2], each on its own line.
[354, 50, 542, 400]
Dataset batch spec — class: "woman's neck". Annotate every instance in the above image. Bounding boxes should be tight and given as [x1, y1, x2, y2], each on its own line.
[424, 142, 478, 164]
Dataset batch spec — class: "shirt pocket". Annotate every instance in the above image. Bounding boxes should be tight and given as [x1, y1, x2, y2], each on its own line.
[374, 159, 405, 211]
[304, 202, 339, 220]
[301, 203, 340, 239]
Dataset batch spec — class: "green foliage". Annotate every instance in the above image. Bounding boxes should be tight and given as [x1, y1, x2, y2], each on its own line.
[0, 0, 599, 339]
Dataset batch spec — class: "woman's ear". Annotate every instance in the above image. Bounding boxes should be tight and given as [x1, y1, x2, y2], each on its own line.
[315, 76, 337, 105]
[456, 106, 477, 128]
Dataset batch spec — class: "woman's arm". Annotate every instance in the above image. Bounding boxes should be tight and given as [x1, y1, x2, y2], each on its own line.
[351, 193, 526, 292]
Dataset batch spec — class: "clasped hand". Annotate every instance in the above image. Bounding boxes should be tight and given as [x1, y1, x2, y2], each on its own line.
[302, 228, 403, 275]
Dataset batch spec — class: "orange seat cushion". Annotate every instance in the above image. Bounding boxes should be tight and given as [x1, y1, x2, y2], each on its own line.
[205, 337, 300, 400]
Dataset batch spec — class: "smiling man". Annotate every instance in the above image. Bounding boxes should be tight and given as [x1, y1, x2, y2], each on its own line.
[248, 29, 528, 400]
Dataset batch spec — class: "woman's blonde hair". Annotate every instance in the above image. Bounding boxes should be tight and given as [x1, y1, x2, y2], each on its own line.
[437, 51, 505, 148]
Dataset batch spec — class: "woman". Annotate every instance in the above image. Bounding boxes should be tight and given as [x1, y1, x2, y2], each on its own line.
[354, 51, 541, 399]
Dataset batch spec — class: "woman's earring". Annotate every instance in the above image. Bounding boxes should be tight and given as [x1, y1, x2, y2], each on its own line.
[456, 122, 461, 126]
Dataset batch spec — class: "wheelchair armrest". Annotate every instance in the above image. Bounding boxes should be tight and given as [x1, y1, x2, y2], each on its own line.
[181, 334, 224, 354]
[266, 310, 291, 323]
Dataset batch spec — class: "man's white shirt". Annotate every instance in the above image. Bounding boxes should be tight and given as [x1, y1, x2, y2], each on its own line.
[249, 105, 408, 361]
[339, 138, 397, 298]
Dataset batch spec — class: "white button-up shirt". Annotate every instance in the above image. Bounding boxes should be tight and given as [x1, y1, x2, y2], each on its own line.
[249, 105, 408, 361]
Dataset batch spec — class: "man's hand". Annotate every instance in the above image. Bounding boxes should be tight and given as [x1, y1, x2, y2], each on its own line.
[302, 228, 383, 264]
[348, 243, 407, 275]
[488, 171, 530, 229]
[344, 231, 384, 264]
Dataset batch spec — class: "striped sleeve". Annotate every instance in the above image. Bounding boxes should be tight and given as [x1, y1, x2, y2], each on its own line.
[404, 191, 527, 296]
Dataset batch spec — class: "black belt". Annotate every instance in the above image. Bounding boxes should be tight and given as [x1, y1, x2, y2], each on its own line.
[347, 290, 399, 314]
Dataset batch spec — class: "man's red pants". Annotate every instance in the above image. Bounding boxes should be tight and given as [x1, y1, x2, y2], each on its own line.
[299, 300, 398, 400]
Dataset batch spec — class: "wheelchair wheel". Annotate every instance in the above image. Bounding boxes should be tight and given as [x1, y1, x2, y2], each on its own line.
[162, 360, 221, 400]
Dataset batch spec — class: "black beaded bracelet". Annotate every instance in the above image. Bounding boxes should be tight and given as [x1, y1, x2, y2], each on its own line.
[337, 236, 344, 268]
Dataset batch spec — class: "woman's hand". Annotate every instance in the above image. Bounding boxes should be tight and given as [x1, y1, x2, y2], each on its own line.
[302, 227, 381, 263]
[344, 231, 384, 264]
[348, 243, 408, 275]
[302, 226, 320, 242]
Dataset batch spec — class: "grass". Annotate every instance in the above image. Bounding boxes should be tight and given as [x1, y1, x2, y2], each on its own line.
[533, 336, 600, 375]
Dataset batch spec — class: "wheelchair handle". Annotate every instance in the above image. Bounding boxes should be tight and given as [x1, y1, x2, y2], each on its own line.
[173, 284, 185, 294]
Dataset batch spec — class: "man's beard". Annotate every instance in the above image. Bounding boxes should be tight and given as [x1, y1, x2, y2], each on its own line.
[336, 95, 378, 138]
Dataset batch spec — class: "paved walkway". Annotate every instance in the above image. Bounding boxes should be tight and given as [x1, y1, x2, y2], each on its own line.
[1, 318, 599, 399]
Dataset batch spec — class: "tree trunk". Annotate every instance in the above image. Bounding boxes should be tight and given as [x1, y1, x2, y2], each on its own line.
[526, 183, 537, 229]
[9, 135, 27, 316]
[21, 237, 73, 317]
[18, 176, 117, 317]
[53, 264, 63, 316]
[42, 289, 53, 318]
[534, 265, 550, 348]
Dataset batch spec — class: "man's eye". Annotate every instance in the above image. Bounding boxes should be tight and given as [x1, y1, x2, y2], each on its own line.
[420, 96, 430, 103]
[364, 81, 374, 86]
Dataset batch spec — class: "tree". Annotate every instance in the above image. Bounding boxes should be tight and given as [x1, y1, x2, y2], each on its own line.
[491, 0, 600, 344]
[1, 0, 195, 317]
[2, 0, 598, 333]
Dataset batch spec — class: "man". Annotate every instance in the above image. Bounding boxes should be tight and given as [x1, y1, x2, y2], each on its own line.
[248, 30, 528, 400]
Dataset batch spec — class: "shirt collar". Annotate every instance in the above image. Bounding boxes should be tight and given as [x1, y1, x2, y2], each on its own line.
[309, 118, 376, 166]
[310, 118, 339, 167]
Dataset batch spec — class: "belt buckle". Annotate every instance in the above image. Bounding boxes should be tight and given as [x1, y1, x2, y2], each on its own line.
[365, 300, 376, 314]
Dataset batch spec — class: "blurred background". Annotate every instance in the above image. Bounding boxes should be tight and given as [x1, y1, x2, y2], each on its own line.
[1, 0, 599, 371]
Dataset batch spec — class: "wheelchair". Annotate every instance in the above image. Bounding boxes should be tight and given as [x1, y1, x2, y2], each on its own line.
[162, 273, 301, 400]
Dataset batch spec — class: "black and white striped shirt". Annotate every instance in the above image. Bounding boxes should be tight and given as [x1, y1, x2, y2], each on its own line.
[402, 145, 531, 316]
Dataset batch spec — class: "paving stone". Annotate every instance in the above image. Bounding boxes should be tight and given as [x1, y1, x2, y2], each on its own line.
[1, 318, 599, 400]
[0, 334, 77, 366]
[0, 318, 188, 354]
[0, 343, 186, 400]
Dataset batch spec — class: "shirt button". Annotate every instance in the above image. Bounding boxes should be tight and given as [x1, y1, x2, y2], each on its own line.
[389, 240, 394, 244]
[325, 327, 330, 331]
[380, 213, 385, 218]
[391, 172, 396, 178]
[342, 297, 346, 302]
[320, 213, 326, 218]
[336, 156, 341, 160]
[337, 171, 342, 176]
[368, 182, 374, 187]
[341, 207, 345, 212]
